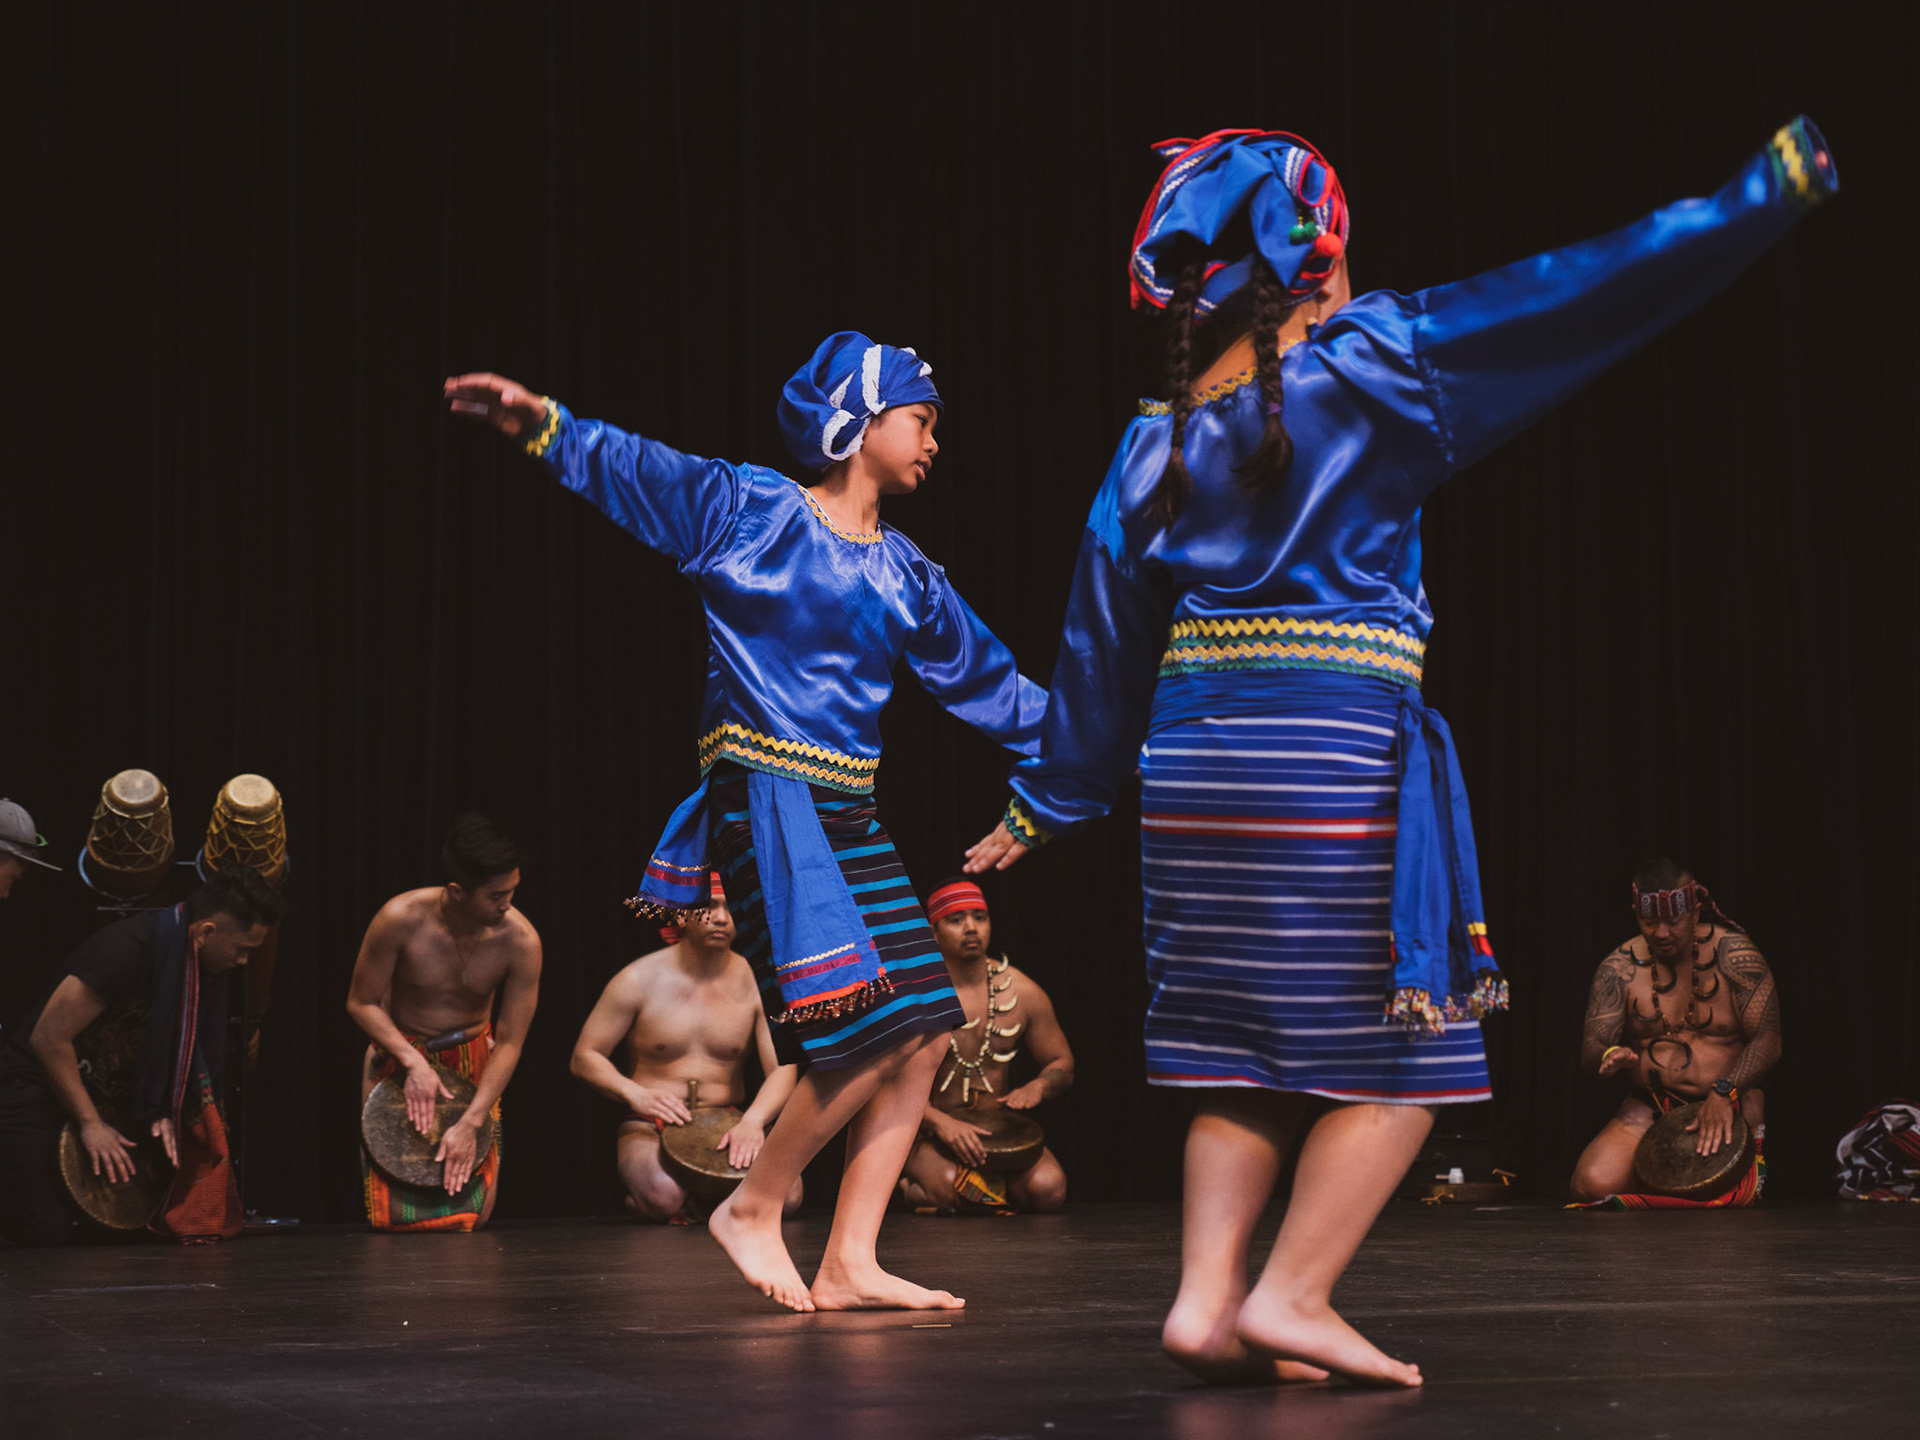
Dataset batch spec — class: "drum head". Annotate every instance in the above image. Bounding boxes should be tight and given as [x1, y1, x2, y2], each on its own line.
[1634, 1101, 1754, 1198]
[659, 1107, 749, 1200]
[58, 1116, 171, 1231]
[104, 769, 166, 813]
[971, 1108, 1045, 1174]
[219, 774, 281, 820]
[361, 1066, 495, 1189]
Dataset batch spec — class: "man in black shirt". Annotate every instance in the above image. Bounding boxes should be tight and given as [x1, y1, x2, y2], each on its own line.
[0, 866, 283, 1245]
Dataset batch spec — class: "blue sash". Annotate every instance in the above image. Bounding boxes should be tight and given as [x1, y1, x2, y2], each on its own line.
[630, 769, 887, 1016]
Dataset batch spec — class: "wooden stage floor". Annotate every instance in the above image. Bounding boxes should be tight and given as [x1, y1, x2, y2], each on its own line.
[3, 1201, 1914, 1438]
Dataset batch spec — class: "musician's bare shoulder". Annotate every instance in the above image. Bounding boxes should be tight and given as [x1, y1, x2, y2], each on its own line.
[379, 885, 541, 1032]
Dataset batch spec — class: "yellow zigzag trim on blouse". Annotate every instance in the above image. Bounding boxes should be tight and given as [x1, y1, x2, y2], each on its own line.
[698, 723, 879, 793]
[1167, 616, 1425, 655]
[792, 480, 885, 545]
[1139, 368, 1256, 417]
[1772, 125, 1810, 200]
[523, 398, 562, 459]
[1162, 617, 1426, 686]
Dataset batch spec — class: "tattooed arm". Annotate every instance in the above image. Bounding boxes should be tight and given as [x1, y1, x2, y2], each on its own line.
[1580, 948, 1639, 1076]
[1717, 933, 1782, 1091]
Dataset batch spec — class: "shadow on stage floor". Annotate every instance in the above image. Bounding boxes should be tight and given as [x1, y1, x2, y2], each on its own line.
[3, 1200, 1914, 1439]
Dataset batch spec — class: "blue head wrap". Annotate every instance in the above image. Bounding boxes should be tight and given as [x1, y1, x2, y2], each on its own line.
[777, 332, 941, 472]
[1129, 129, 1350, 315]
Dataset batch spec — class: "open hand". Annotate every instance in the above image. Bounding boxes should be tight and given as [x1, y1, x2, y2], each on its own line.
[717, 1117, 766, 1170]
[1598, 1045, 1638, 1078]
[1686, 1092, 1737, 1156]
[151, 1117, 179, 1168]
[405, 1063, 454, 1136]
[964, 822, 1027, 875]
[629, 1086, 693, 1127]
[80, 1119, 138, 1184]
[435, 1115, 481, 1194]
[929, 1110, 994, 1168]
[1000, 1081, 1046, 1112]
[443, 373, 548, 438]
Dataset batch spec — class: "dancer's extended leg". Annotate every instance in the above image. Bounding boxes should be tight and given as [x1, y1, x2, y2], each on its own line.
[709, 1048, 896, 1312]
[1237, 1101, 1434, 1387]
[1163, 1091, 1327, 1385]
[810, 1034, 964, 1311]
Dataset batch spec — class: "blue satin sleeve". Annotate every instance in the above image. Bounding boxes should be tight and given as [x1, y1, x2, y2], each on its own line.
[905, 565, 1049, 755]
[1006, 420, 1175, 838]
[533, 403, 745, 568]
[1401, 119, 1838, 485]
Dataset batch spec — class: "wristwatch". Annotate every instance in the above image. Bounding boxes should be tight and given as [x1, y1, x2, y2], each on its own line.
[1711, 1077, 1737, 1098]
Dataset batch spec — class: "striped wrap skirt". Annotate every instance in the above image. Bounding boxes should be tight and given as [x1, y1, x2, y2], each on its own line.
[1139, 708, 1492, 1104]
[707, 763, 964, 1069]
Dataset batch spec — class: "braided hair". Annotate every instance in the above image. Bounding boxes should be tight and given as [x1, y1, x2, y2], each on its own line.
[1151, 262, 1207, 526]
[1152, 256, 1303, 526]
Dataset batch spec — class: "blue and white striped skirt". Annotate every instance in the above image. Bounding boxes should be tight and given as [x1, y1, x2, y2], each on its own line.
[707, 764, 964, 1070]
[1138, 709, 1492, 1104]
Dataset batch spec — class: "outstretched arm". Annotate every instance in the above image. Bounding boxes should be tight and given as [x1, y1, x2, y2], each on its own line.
[969, 428, 1173, 872]
[1404, 119, 1838, 487]
[444, 372, 742, 566]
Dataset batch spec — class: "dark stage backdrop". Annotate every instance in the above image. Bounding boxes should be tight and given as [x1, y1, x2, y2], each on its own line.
[4, 2, 1911, 1222]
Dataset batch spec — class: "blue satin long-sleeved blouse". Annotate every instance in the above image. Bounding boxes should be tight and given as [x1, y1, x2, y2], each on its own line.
[527, 407, 1048, 792]
[1007, 121, 1836, 843]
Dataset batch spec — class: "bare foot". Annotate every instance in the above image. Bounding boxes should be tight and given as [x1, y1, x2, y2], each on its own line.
[708, 1192, 814, 1312]
[1236, 1290, 1421, 1388]
[809, 1258, 965, 1311]
[1163, 1296, 1329, 1386]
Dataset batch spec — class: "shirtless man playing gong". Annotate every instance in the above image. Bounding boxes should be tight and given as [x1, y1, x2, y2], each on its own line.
[1570, 860, 1780, 1202]
[346, 814, 542, 1230]
[571, 873, 800, 1221]
[898, 879, 1071, 1213]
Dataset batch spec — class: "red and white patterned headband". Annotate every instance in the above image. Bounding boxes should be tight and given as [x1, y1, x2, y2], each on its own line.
[1633, 883, 1707, 922]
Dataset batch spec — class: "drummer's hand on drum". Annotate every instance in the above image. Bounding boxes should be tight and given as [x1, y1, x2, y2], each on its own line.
[963, 822, 1027, 875]
[627, 1085, 693, 1127]
[1687, 1092, 1737, 1156]
[404, 1061, 454, 1136]
[1001, 1080, 1047, 1112]
[80, 1119, 139, 1184]
[443, 373, 549, 438]
[928, 1110, 993, 1168]
[718, 1116, 767, 1171]
[436, 1115, 482, 1194]
[151, 1117, 179, 1168]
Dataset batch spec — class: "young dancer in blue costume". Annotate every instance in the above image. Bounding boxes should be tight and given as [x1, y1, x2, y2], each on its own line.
[969, 121, 1837, 1383]
[448, 334, 1045, 1311]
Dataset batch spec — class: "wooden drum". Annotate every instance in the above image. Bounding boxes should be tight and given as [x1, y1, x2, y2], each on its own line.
[361, 1065, 495, 1189]
[57, 1108, 171, 1231]
[1634, 1101, 1755, 1199]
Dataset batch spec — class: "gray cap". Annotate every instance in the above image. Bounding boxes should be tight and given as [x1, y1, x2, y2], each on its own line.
[0, 799, 61, 870]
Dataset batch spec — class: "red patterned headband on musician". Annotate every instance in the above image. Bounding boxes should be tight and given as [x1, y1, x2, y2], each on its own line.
[1633, 883, 1707, 922]
[927, 880, 987, 923]
[660, 871, 729, 944]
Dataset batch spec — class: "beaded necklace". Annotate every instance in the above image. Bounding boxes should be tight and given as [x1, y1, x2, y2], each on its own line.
[937, 956, 1025, 1108]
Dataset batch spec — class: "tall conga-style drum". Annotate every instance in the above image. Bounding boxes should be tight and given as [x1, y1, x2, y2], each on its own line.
[200, 773, 288, 891]
[80, 769, 175, 900]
